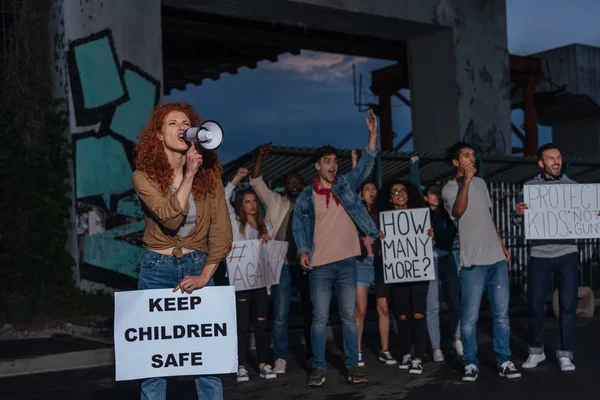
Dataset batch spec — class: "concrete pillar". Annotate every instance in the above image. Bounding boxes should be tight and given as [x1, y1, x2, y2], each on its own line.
[50, 0, 162, 290]
[408, 29, 461, 153]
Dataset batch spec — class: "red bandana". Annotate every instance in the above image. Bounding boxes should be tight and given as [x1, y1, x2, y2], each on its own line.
[313, 177, 340, 208]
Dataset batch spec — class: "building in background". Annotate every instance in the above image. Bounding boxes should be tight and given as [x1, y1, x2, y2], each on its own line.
[43, 0, 599, 290]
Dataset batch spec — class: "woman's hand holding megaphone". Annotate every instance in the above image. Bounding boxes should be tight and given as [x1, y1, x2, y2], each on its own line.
[186, 146, 203, 175]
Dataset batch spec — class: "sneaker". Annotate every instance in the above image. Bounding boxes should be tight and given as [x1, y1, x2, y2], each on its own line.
[260, 365, 277, 379]
[558, 357, 576, 372]
[378, 350, 398, 365]
[273, 358, 287, 374]
[454, 340, 464, 356]
[347, 365, 368, 384]
[358, 352, 365, 367]
[498, 361, 522, 379]
[236, 367, 249, 382]
[433, 348, 445, 362]
[522, 353, 546, 369]
[462, 364, 479, 382]
[398, 354, 412, 370]
[409, 359, 423, 374]
[308, 366, 326, 386]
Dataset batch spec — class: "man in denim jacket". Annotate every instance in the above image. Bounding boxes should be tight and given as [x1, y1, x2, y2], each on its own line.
[293, 109, 380, 386]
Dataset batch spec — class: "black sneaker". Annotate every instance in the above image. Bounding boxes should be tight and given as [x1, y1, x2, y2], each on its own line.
[308, 366, 326, 386]
[347, 365, 367, 384]
[408, 359, 423, 375]
[398, 354, 412, 370]
[462, 364, 479, 382]
[378, 350, 398, 365]
[498, 361, 522, 379]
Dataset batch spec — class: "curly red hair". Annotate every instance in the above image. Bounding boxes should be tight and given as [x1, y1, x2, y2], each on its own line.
[134, 102, 223, 197]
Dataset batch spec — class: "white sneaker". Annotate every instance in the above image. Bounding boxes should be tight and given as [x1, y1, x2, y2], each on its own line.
[358, 352, 365, 367]
[433, 348, 445, 362]
[273, 358, 287, 374]
[398, 354, 412, 370]
[453, 340, 464, 356]
[260, 364, 277, 379]
[522, 353, 546, 369]
[559, 357, 576, 372]
[236, 367, 249, 382]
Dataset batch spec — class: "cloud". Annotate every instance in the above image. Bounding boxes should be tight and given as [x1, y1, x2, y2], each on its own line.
[263, 50, 368, 82]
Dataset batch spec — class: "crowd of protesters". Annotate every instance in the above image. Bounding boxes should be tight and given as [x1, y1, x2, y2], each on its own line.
[132, 102, 581, 399]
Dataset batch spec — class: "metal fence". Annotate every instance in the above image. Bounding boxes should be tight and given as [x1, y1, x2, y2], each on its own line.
[488, 182, 600, 293]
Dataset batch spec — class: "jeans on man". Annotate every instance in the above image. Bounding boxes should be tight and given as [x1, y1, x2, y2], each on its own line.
[460, 260, 511, 367]
[309, 257, 359, 369]
[527, 252, 579, 360]
[138, 249, 222, 400]
[426, 253, 461, 349]
[272, 264, 313, 361]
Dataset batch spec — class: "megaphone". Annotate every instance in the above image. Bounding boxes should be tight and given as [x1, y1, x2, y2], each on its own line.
[182, 120, 224, 150]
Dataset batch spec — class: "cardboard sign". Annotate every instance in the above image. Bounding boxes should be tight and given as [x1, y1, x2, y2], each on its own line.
[379, 208, 435, 283]
[226, 240, 288, 291]
[524, 184, 600, 239]
[114, 287, 238, 381]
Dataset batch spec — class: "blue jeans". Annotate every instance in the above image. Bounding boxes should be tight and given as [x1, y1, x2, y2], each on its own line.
[309, 257, 359, 369]
[426, 253, 461, 349]
[527, 253, 579, 360]
[460, 260, 511, 367]
[138, 248, 222, 400]
[272, 264, 313, 360]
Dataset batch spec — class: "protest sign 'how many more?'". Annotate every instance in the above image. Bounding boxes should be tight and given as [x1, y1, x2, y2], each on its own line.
[524, 184, 600, 239]
[379, 208, 435, 284]
[114, 287, 238, 381]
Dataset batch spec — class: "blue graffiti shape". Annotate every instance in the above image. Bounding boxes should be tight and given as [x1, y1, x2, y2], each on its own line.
[82, 221, 145, 279]
[110, 62, 161, 142]
[116, 194, 143, 218]
[67, 29, 127, 126]
[75, 136, 133, 208]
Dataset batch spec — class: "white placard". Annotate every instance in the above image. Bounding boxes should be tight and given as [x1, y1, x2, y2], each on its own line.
[524, 184, 600, 239]
[226, 240, 288, 291]
[114, 287, 238, 381]
[379, 208, 435, 283]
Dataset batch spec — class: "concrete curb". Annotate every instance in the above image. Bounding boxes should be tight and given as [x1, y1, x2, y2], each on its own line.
[0, 348, 114, 378]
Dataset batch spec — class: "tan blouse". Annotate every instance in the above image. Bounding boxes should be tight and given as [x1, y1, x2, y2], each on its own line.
[132, 170, 233, 265]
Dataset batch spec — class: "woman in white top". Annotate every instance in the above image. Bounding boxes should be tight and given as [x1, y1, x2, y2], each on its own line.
[225, 168, 276, 382]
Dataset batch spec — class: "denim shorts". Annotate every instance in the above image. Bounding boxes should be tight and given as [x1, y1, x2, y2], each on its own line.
[356, 256, 375, 287]
[356, 256, 386, 287]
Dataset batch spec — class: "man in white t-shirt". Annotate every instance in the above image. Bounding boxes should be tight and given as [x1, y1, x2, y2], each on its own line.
[442, 141, 521, 382]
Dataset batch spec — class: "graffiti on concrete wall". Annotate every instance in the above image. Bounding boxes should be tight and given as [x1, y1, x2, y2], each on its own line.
[67, 29, 160, 287]
[462, 118, 507, 156]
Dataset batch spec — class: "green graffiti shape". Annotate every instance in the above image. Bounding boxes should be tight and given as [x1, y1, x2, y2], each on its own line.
[117, 194, 143, 218]
[73, 36, 125, 109]
[82, 221, 145, 279]
[76, 136, 133, 208]
[110, 68, 158, 142]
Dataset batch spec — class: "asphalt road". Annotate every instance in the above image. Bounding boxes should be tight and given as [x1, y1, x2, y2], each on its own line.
[3, 310, 599, 400]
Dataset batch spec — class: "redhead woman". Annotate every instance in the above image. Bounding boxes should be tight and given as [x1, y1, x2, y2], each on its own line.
[133, 102, 232, 400]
